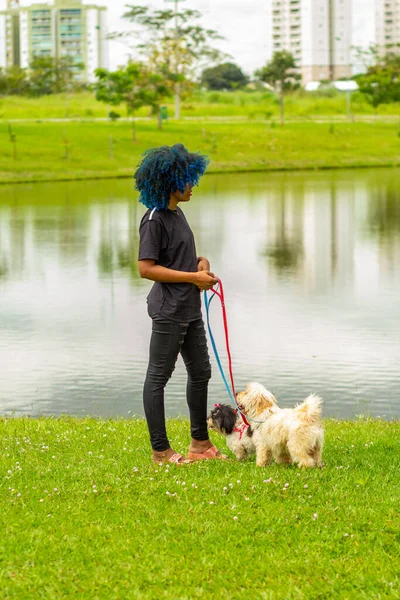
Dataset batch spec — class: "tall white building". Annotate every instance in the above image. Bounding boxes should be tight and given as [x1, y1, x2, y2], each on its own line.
[376, 0, 400, 55]
[272, 0, 352, 84]
[0, 0, 108, 83]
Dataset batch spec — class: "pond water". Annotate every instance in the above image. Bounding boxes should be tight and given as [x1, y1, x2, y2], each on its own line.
[1, 168, 400, 420]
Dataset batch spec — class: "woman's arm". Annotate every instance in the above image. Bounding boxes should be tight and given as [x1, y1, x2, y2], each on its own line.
[139, 260, 217, 291]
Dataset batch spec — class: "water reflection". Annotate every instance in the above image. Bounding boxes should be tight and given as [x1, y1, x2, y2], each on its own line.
[264, 182, 304, 273]
[0, 169, 400, 419]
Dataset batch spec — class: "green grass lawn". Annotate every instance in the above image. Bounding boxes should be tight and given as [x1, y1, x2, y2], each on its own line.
[1, 417, 399, 599]
[1, 120, 400, 184]
[1, 90, 400, 121]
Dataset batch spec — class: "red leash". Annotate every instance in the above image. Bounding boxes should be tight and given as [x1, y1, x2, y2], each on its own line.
[209, 279, 250, 427]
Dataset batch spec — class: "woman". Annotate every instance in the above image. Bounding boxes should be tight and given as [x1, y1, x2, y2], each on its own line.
[136, 144, 226, 465]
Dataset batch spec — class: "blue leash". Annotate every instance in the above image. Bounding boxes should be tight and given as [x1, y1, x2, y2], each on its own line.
[204, 287, 267, 426]
[203, 288, 236, 405]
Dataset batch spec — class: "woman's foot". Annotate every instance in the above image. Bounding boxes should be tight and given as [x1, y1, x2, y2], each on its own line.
[188, 439, 227, 461]
[152, 448, 192, 465]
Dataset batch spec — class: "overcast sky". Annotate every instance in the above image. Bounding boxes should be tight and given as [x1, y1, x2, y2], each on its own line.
[102, 0, 376, 74]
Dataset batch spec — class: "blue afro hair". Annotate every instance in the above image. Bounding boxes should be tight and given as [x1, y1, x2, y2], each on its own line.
[134, 143, 210, 210]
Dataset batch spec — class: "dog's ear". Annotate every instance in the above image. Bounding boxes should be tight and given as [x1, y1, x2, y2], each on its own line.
[242, 383, 277, 416]
[211, 405, 237, 435]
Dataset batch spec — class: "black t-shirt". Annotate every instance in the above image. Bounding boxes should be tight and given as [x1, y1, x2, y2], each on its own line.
[138, 206, 201, 322]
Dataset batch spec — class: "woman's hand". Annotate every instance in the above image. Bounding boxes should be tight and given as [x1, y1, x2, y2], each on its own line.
[193, 271, 218, 291]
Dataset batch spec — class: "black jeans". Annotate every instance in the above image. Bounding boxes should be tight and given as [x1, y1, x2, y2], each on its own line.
[143, 315, 212, 452]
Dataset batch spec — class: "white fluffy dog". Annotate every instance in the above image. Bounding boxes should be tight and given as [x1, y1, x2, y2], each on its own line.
[208, 383, 324, 468]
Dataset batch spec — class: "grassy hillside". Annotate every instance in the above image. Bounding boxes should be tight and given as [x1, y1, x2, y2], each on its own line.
[1, 90, 400, 121]
[1, 120, 400, 184]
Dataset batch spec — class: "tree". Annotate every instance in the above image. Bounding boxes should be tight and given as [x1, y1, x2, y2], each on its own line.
[200, 62, 248, 91]
[355, 52, 400, 112]
[0, 67, 29, 96]
[94, 62, 172, 137]
[109, 5, 228, 119]
[255, 51, 301, 126]
[28, 56, 84, 97]
[0, 57, 83, 99]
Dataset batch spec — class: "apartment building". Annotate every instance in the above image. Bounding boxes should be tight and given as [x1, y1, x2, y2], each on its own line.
[376, 0, 400, 54]
[272, 0, 352, 84]
[0, 0, 107, 82]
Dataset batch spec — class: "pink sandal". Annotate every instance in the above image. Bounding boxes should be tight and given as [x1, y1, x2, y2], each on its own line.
[153, 452, 192, 466]
[187, 445, 228, 461]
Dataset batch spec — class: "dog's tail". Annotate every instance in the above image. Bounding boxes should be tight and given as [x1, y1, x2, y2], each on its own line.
[294, 394, 323, 424]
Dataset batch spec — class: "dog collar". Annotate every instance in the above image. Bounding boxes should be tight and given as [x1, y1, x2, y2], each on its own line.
[233, 422, 250, 440]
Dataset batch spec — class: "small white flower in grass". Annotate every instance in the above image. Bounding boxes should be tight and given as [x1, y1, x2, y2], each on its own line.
[53, 488, 58, 492]
[344, 533, 349, 537]
[229, 483, 233, 488]
[133, 467, 138, 473]
[304, 484, 309, 489]
[150, 477, 154, 481]
[17, 493, 21, 498]
[7, 470, 12, 474]
[251, 485, 256, 490]
[284, 483, 289, 488]
[233, 516, 238, 521]
[209, 501, 214, 505]
[47, 514, 51, 517]
[237, 480, 241, 484]
[166, 491, 170, 496]
[245, 497, 249, 501]
[181, 482, 186, 486]
[365, 443, 368, 447]
[93, 489, 98, 493]
[296, 473, 300, 477]
[88, 452, 92, 455]
[313, 513, 318, 520]
[263, 478, 272, 484]
[40, 499, 44, 503]
[223, 486, 228, 492]
[66, 466, 70, 469]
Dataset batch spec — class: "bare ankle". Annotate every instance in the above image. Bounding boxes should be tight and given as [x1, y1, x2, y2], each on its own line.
[189, 439, 212, 451]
